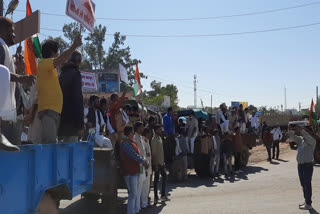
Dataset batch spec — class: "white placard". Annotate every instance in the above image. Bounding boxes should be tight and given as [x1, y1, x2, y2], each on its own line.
[162, 96, 171, 107]
[119, 64, 129, 84]
[81, 72, 97, 91]
[66, 0, 96, 32]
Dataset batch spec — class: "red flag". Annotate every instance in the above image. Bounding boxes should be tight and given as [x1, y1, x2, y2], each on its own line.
[135, 63, 142, 93]
[309, 99, 317, 125]
[24, 0, 37, 75]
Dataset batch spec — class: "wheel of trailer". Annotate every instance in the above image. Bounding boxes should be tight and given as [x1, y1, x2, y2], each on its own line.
[239, 150, 249, 168]
[170, 157, 185, 182]
[314, 145, 320, 164]
[37, 192, 59, 214]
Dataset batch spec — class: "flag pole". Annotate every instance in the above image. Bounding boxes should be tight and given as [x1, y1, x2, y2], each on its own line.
[79, 24, 83, 36]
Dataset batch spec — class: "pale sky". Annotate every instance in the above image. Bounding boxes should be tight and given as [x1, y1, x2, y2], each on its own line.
[7, 0, 320, 110]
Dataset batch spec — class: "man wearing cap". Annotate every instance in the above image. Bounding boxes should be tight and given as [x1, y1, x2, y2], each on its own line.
[186, 111, 198, 154]
[58, 50, 84, 142]
[216, 103, 230, 134]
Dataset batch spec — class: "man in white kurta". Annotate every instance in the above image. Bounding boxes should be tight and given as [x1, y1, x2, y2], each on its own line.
[133, 122, 146, 213]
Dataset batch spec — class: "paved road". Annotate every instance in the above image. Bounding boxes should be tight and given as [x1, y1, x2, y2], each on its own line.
[59, 150, 320, 214]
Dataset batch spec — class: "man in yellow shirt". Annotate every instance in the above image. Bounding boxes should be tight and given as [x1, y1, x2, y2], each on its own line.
[37, 36, 81, 144]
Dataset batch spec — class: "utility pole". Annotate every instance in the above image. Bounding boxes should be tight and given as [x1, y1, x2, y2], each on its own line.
[211, 94, 213, 113]
[0, 0, 3, 16]
[299, 102, 301, 112]
[316, 86, 319, 105]
[284, 86, 287, 111]
[194, 75, 197, 108]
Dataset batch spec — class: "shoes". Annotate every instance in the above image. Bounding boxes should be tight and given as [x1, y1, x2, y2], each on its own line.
[267, 158, 271, 162]
[235, 170, 243, 174]
[299, 202, 306, 207]
[299, 204, 312, 210]
[0, 134, 20, 152]
[160, 196, 169, 202]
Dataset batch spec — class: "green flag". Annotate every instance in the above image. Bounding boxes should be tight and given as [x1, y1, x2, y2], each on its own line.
[32, 36, 42, 59]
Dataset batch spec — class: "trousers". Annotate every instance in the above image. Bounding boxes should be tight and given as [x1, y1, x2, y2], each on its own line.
[298, 163, 313, 205]
[141, 170, 151, 208]
[272, 140, 280, 159]
[124, 174, 139, 214]
[154, 165, 167, 199]
[39, 110, 60, 144]
[135, 172, 146, 213]
[187, 132, 198, 154]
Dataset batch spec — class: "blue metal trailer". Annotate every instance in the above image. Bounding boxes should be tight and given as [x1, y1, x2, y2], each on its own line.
[0, 142, 94, 214]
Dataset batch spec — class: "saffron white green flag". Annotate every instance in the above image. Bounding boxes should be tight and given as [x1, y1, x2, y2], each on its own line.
[309, 99, 317, 125]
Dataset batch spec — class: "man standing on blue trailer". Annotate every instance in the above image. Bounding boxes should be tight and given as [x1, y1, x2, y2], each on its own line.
[37, 36, 82, 144]
[0, 17, 35, 151]
[58, 50, 84, 142]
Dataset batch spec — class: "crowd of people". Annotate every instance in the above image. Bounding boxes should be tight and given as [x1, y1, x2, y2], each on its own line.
[1, 15, 320, 213]
[0, 16, 168, 214]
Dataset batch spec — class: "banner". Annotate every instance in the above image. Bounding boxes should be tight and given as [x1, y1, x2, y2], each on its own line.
[162, 96, 171, 107]
[119, 63, 129, 84]
[231, 101, 248, 109]
[66, 0, 96, 32]
[81, 72, 97, 92]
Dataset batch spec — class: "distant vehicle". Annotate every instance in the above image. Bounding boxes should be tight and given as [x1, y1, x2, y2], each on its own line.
[258, 113, 303, 129]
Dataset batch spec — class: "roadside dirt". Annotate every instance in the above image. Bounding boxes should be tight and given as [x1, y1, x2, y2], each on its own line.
[249, 141, 292, 164]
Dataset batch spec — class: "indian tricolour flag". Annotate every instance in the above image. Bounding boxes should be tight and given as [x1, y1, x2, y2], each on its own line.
[133, 63, 142, 97]
[309, 99, 317, 125]
[24, 0, 41, 75]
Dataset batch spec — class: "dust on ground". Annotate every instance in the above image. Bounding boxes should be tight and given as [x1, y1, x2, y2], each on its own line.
[249, 141, 292, 164]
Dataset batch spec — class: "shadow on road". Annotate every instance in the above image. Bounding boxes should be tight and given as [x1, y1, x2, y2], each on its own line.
[235, 166, 269, 181]
[310, 208, 320, 214]
[270, 161, 280, 165]
[59, 198, 103, 214]
[59, 165, 269, 214]
[276, 159, 289, 163]
[141, 202, 167, 214]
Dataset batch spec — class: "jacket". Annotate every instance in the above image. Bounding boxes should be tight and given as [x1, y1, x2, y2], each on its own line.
[58, 62, 84, 136]
[120, 140, 143, 176]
